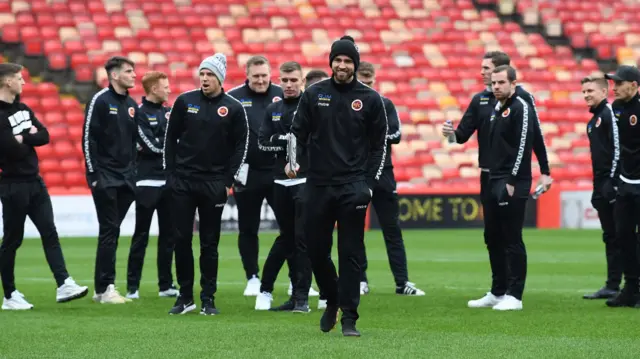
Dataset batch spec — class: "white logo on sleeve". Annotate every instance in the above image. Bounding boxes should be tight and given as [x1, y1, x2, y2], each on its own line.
[8, 110, 32, 135]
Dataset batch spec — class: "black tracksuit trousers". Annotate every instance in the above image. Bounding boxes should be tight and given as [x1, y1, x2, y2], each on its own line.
[91, 184, 135, 294]
[614, 181, 640, 292]
[591, 193, 623, 291]
[126, 185, 174, 293]
[234, 173, 277, 280]
[306, 181, 370, 323]
[169, 177, 226, 302]
[483, 175, 529, 300]
[360, 170, 409, 287]
[0, 179, 69, 298]
[260, 183, 312, 301]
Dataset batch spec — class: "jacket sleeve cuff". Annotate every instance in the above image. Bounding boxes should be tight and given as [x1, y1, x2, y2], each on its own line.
[540, 164, 550, 176]
[507, 175, 517, 186]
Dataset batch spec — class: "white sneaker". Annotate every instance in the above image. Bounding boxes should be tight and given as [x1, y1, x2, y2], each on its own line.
[288, 282, 320, 297]
[126, 291, 139, 299]
[492, 295, 523, 311]
[159, 287, 179, 297]
[2, 290, 34, 310]
[255, 291, 273, 310]
[318, 299, 327, 310]
[360, 281, 370, 295]
[244, 275, 261, 296]
[98, 285, 128, 304]
[468, 292, 504, 308]
[56, 277, 89, 303]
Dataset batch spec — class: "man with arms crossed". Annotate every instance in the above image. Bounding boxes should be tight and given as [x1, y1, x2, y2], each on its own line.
[0, 63, 88, 310]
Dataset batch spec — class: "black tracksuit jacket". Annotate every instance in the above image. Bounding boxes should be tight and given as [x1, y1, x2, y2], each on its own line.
[454, 85, 550, 175]
[82, 85, 138, 188]
[290, 77, 388, 189]
[227, 81, 283, 174]
[381, 96, 401, 169]
[488, 94, 534, 185]
[136, 97, 170, 181]
[0, 98, 49, 182]
[163, 88, 248, 187]
[257, 95, 308, 180]
[611, 92, 640, 183]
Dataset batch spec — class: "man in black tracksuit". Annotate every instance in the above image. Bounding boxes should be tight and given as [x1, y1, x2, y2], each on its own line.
[481, 65, 534, 311]
[255, 61, 312, 312]
[164, 53, 248, 315]
[0, 63, 88, 309]
[227, 56, 284, 295]
[126, 73, 176, 299]
[83, 56, 138, 304]
[291, 36, 388, 336]
[355, 62, 424, 296]
[604, 65, 640, 308]
[443, 53, 551, 308]
[580, 76, 622, 300]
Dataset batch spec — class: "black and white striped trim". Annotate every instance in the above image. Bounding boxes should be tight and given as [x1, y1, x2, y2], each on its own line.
[606, 103, 620, 179]
[137, 126, 163, 153]
[513, 96, 530, 177]
[83, 88, 109, 173]
[225, 93, 250, 179]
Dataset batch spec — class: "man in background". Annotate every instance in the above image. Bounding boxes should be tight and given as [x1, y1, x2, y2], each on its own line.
[580, 76, 622, 300]
[356, 61, 424, 297]
[83, 56, 138, 304]
[126, 71, 178, 300]
[228, 56, 284, 296]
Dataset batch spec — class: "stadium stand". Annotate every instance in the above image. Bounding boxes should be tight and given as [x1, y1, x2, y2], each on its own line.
[0, 0, 618, 194]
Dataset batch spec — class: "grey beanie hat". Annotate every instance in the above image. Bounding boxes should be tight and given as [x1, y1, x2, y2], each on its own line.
[199, 53, 227, 84]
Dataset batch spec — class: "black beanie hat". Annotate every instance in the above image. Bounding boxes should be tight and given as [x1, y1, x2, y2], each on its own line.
[329, 35, 360, 72]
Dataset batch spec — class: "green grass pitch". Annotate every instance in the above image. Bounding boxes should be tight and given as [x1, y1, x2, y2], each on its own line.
[0, 229, 639, 358]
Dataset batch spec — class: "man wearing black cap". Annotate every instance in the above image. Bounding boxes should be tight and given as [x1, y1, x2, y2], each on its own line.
[290, 35, 388, 336]
[604, 65, 640, 308]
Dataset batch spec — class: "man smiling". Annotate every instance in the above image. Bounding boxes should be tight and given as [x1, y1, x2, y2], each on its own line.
[290, 35, 388, 336]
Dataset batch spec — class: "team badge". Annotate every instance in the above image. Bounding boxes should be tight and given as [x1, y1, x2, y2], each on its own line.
[128, 107, 135, 118]
[595, 118, 601, 127]
[351, 99, 363, 111]
[165, 112, 170, 120]
[502, 108, 510, 117]
[218, 106, 228, 117]
[631, 115, 637, 126]
[272, 96, 282, 103]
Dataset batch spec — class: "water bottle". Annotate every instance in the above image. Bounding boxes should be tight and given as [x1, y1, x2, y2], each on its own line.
[531, 184, 546, 199]
[446, 120, 455, 143]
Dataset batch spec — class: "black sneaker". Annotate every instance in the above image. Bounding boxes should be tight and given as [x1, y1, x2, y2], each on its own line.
[583, 286, 618, 300]
[396, 282, 425, 296]
[269, 299, 295, 312]
[168, 296, 196, 315]
[292, 300, 310, 313]
[320, 305, 339, 332]
[341, 320, 361, 337]
[200, 299, 219, 316]
[605, 287, 639, 307]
